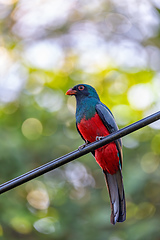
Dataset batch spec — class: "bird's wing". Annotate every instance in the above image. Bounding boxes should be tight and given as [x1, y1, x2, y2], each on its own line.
[95, 103, 123, 167]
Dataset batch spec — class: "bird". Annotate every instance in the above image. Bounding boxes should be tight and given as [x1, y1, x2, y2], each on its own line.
[66, 84, 126, 225]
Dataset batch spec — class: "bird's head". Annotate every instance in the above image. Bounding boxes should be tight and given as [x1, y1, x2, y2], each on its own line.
[66, 84, 100, 100]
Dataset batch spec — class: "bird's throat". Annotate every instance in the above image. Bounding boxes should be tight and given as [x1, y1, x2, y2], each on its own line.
[76, 97, 98, 124]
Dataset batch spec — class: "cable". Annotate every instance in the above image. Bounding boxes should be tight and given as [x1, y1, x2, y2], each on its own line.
[0, 111, 160, 194]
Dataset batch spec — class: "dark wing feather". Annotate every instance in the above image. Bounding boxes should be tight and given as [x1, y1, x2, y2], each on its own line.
[95, 103, 123, 167]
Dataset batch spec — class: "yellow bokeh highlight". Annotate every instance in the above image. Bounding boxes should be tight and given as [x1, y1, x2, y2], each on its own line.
[126, 201, 156, 221]
[126, 201, 138, 220]
[10, 217, 32, 234]
[27, 188, 50, 210]
[3, 103, 19, 115]
[21, 118, 43, 140]
[0, 0, 18, 4]
[135, 202, 156, 220]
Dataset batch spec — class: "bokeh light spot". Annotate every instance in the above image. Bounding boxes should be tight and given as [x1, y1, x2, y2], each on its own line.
[105, 13, 132, 34]
[21, 118, 43, 140]
[34, 217, 59, 234]
[35, 88, 63, 112]
[65, 162, 95, 189]
[24, 41, 64, 70]
[135, 202, 156, 220]
[26, 72, 45, 95]
[0, 0, 17, 4]
[2, 102, 19, 114]
[128, 84, 154, 110]
[123, 136, 139, 149]
[10, 217, 32, 234]
[112, 104, 134, 126]
[27, 188, 50, 210]
[141, 152, 159, 173]
[126, 201, 138, 220]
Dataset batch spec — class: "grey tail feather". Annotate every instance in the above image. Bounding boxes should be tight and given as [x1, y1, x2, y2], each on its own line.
[103, 168, 126, 225]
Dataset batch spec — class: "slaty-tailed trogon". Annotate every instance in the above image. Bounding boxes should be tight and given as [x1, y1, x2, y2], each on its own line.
[66, 84, 126, 224]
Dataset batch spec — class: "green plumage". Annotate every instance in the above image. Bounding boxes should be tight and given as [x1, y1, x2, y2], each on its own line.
[75, 84, 100, 123]
[76, 97, 99, 123]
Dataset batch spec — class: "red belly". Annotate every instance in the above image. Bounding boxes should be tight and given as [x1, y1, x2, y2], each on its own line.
[77, 113, 119, 174]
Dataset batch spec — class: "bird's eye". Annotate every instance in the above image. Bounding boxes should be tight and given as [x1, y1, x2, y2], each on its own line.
[78, 85, 85, 91]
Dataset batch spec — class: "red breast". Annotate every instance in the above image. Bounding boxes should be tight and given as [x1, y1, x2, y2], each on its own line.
[77, 113, 119, 174]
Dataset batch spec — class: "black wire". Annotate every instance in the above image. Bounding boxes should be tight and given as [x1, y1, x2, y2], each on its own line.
[0, 111, 160, 194]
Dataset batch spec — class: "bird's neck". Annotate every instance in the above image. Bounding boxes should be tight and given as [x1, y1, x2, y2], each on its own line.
[76, 96, 99, 123]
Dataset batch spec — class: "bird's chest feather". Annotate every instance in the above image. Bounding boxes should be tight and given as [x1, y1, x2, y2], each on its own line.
[77, 113, 109, 142]
[77, 113, 119, 174]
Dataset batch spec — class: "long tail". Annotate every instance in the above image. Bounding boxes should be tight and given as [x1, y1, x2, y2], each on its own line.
[103, 168, 126, 225]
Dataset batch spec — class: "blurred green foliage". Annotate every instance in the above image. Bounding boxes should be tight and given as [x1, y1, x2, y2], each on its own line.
[0, 0, 160, 239]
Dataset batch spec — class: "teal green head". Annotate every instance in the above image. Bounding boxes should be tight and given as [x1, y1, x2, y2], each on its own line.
[66, 84, 100, 122]
[66, 84, 100, 101]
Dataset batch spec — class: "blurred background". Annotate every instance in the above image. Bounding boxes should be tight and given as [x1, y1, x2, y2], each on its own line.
[0, 0, 160, 239]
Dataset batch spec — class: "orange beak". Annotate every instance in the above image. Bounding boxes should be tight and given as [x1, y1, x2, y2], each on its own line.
[66, 88, 77, 95]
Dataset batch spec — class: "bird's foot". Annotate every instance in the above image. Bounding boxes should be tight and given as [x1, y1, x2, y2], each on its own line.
[96, 136, 103, 141]
[78, 140, 89, 151]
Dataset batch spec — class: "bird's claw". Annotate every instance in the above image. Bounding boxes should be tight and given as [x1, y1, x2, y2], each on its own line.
[78, 141, 89, 151]
[96, 136, 103, 141]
